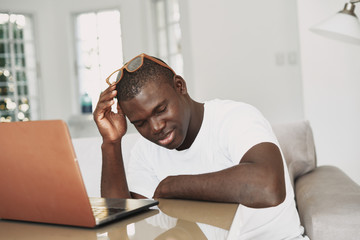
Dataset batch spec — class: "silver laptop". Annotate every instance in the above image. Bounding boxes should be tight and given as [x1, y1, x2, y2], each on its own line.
[0, 120, 158, 227]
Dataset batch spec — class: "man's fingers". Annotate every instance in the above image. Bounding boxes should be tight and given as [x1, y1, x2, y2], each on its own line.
[93, 91, 116, 122]
[98, 99, 114, 109]
[94, 99, 114, 115]
[95, 87, 117, 112]
[100, 89, 117, 102]
[98, 85, 116, 101]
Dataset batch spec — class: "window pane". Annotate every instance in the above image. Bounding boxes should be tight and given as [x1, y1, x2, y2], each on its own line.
[167, 0, 180, 23]
[0, 43, 10, 67]
[16, 71, 26, 82]
[0, 57, 5, 67]
[17, 84, 26, 95]
[0, 14, 9, 39]
[15, 55, 26, 67]
[97, 10, 123, 80]
[76, 13, 97, 41]
[78, 67, 101, 111]
[0, 12, 38, 122]
[74, 9, 123, 113]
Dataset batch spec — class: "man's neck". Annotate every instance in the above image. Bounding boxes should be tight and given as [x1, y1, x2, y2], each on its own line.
[176, 100, 204, 151]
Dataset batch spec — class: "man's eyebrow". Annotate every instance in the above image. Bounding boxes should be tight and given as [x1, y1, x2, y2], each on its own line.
[130, 100, 168, 124]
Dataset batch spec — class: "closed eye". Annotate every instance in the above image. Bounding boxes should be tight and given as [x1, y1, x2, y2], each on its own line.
[134, 121, 146, 128]
[156, 105, 167, 115]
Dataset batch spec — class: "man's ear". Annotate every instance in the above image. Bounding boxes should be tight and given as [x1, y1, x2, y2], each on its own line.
[173, 75, 187, 95]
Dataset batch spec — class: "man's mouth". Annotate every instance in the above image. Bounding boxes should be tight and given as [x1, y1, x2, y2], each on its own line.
[158, 130, 175, 146]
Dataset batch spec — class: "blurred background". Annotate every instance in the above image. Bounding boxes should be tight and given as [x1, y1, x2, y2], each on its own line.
[1, 0, 359, 184]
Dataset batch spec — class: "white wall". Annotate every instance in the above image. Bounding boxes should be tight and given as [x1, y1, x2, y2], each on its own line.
[181, 0, 304, 124]
[297, 0, 360, 184]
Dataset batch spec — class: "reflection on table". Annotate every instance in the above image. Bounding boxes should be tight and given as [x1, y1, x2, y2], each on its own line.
[0, 199, 238, 240]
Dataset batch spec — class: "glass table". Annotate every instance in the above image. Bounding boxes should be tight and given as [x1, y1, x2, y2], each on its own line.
[0, 199, 238, 240]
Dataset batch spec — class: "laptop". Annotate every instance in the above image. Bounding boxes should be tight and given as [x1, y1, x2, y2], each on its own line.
[0, 120, 158, 228]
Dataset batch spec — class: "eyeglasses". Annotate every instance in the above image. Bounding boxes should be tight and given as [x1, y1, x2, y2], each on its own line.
[105, 53, 176, 86]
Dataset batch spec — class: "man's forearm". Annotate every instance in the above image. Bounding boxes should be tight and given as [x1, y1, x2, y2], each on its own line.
[153, 163, 285, 208]
[101, 141, 131, 198]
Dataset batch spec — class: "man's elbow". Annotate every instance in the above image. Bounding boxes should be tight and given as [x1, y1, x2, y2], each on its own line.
[241, 180, 286, 208]
[264, 181, 286, 207]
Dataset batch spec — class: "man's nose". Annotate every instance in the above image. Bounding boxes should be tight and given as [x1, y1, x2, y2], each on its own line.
[149, 117, 165, 134]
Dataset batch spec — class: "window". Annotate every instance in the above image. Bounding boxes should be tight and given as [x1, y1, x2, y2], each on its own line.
[0, 13, 39, 122]
[74, 9, 123, 113]
[153, 0, 183, 76]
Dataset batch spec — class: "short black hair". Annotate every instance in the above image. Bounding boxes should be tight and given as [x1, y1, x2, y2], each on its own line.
[116, 57, 175, 101]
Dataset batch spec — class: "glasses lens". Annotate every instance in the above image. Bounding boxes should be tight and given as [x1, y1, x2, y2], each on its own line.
[107, 69, 123, 85]
[127, 56, 143, 72]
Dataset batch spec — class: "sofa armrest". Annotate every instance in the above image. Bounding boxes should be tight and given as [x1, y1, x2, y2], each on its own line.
[272, 121, 316, 188]
[295, 166, 360, 240]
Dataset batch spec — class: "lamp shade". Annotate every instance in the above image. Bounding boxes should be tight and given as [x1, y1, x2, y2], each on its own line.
[310, 12, 360, 45]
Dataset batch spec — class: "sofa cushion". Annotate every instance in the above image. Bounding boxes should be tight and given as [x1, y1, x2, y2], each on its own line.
[295, 165, 360, 240]
[272, 121, 316, 187]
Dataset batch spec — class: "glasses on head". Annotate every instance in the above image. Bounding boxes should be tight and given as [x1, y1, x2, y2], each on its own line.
[105, 53, 176, 86]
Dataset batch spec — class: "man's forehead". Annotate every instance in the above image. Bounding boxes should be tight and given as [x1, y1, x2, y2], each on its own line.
[120, 83, 172, 117]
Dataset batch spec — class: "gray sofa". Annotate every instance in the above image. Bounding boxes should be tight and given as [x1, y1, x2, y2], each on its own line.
[272, 121, 360, 240]
[73, 120, 360, 239]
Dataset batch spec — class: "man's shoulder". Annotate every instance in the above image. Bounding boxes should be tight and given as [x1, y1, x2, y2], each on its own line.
[206, 98, 257, 109]
[205, 99, 261, 118]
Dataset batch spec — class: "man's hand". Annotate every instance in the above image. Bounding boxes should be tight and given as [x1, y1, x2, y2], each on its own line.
[93, 84, 127, 144]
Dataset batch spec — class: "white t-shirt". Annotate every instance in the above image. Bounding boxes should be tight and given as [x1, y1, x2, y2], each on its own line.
[127, 99, 307, 239]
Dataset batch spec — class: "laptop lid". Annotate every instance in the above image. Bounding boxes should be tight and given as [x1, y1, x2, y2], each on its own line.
[0, 120, 157, 227]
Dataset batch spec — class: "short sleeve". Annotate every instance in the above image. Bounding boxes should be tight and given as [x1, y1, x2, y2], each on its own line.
[126, 139, 160, 199]
[218, 103, 278, 164]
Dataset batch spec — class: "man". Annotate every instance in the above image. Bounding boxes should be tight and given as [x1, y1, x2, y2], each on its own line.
[93, 53, 307, 238]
